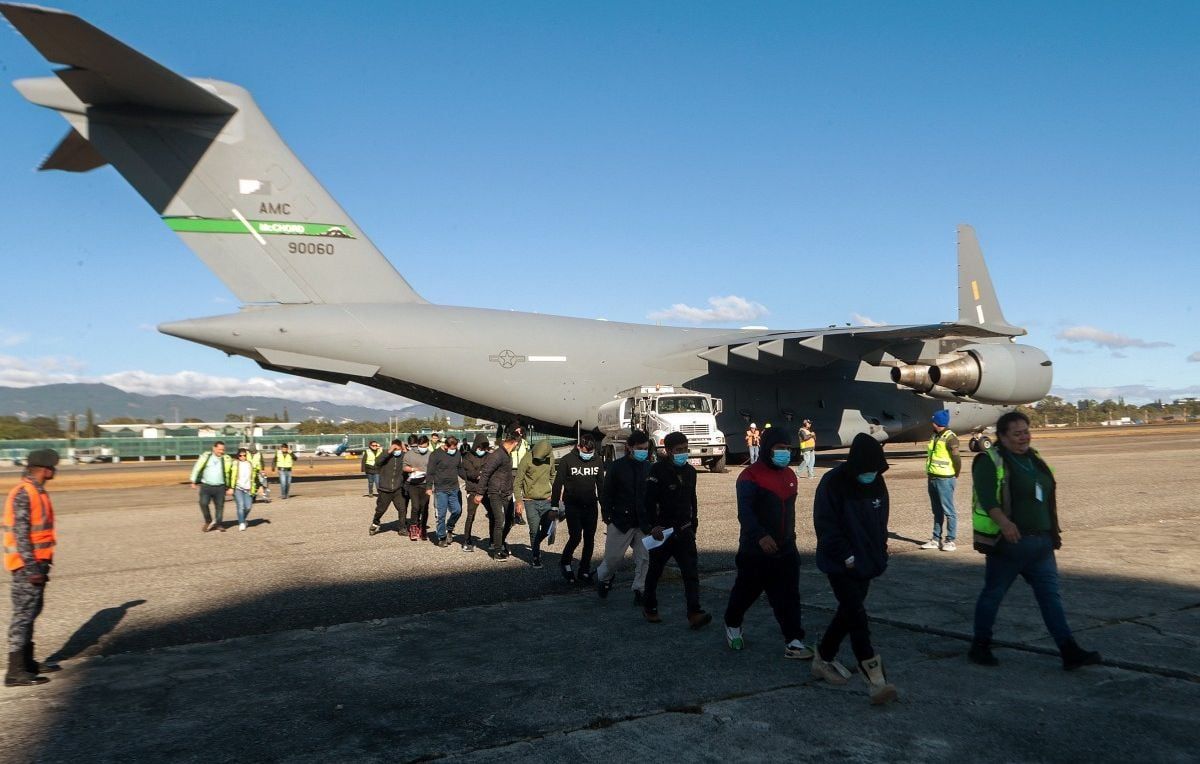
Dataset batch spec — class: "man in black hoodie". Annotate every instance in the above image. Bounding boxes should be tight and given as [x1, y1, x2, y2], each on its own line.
[596, 431, 652, 604]
[368, 439, 407, 536]
[723, 427, 812, 660]
[640, 432, 711, 629]
[811, 433, 898, 705]
[426, 436, 462, 547]
[477, 432, 518, 560]
[457, 434, 491, 552]
[551, 433, 604, 583]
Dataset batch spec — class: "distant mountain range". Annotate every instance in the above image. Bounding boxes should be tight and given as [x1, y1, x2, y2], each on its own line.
[0, 384, 463, 424]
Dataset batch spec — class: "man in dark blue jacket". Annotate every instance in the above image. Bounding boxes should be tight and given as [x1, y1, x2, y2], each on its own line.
[723, 427, 812, 659]
[811, 433, 899, 705]
[595, 431, 652, 604]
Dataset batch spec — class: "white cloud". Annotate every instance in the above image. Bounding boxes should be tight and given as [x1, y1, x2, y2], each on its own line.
[0, 329, 29, 348]
[850, 313, 886, 327]
[1188, 351, 1200, 363]
[648, 295, 768, 324]
[0, 355, 414, 409]
[1055, 347, 1089, 355]
[1056, 325, 1172, 350]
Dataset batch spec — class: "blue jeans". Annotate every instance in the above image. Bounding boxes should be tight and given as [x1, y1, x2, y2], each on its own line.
[973, 534, 1073, 646]
[801, 449, 816, 478]
[748, 446, 759, 464]
[434, 489, 462, 539]
[278, 469, 292, 498]
[234, 488, 254, 525]
[365, 473, 379, 495]
[927, 476, 957, 540]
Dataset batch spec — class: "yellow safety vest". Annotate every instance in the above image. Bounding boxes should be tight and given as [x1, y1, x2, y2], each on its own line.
[364, 449, 379, 468]
[799, 428, 816, 450]
[971, 446, 1054, 549]
[276, 451, 295, 469]
[925, 430, 957, 477]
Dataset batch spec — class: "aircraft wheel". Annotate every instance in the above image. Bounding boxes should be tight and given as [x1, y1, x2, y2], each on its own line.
[968, 437, 981, 453]
[977, 435, 993, 451]
[708, 454, 727, 473]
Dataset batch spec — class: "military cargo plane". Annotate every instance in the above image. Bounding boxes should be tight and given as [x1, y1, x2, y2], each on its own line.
[3, 4, 1052, 464]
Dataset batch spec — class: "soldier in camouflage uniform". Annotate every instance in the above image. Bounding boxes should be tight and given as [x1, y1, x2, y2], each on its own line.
[4, 449, 61, 687]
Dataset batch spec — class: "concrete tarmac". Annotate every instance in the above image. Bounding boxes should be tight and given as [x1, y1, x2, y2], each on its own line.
[0, 428, 1196, 762]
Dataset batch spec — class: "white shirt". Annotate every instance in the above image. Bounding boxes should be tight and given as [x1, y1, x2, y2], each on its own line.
[235, 461, 253, 491]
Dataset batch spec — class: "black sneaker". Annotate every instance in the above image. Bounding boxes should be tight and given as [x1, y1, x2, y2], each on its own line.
[531, 556, 543, 569]
[968, 640, 999, 666]
[577, 571, 593, 585]
[462, 543, 475, 553]
[632, 590, 643, 607]
[368, 523, 381, 536]
[1060, 639, 1102, 671]
[496, 549, 509, 561]
[597, 577, 613, 599]
[438, 536, 450, 548]
[560, 564, 576, 583]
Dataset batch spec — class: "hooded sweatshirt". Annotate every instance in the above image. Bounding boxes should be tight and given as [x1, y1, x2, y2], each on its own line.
[736, 427, 798, 555]
[641, 456, 698, 534]
[427, 447, 462, 491]
[458, 434, 491, 494]
[813, 433, 890, 579]
[515, 439, 556, 501]
[552, 448, 603, 507]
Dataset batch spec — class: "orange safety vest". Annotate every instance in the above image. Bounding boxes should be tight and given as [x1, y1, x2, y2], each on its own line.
[3, 479, 56, 571]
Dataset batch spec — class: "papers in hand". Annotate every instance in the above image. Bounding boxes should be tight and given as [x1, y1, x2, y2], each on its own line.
[642, 527, 674, 551]
[409, 471, 426, 480]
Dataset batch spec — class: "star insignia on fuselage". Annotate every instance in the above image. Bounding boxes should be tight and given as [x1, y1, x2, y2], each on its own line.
[489, 349, 527, 369]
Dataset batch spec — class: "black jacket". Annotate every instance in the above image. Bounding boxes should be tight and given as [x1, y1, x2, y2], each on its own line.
[458, 434, 491, 494]
[479, 446, 514, 497]
[427, 449, 461, 491]
[736, 459, 799, 556]
[375, 449, 407, 493]
[552, 449, 603, 508]
[601, 455, 650, 532]
[813, 434, 890, 579]
[641, 459, 698, 534]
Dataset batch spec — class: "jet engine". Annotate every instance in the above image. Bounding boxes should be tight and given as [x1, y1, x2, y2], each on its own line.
[928, 344, 1052, 405]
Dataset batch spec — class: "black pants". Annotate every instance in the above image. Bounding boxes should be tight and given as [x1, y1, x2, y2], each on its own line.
[407, 483, 429, 530]
[818, 574, 874, 662]
[198, 483, 226, 525]
[561, 502, 598, 574]
[723, 549, 804, 641]
[643, 528, 701, 614]
[372, 489, 406, 525]
[485, 493, 514, 550]
[462, 491, 482, 543]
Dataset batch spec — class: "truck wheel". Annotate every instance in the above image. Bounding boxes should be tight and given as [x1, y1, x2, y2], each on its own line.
[708, 455, 727, 474]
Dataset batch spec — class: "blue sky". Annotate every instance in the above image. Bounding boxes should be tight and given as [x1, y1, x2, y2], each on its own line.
[1, 1, 1196, 407]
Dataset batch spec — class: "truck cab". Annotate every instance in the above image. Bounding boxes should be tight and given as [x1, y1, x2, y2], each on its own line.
[597, 386, 727, 472]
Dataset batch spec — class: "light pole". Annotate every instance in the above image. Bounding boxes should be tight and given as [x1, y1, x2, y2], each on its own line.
[245, 408, 257, 448]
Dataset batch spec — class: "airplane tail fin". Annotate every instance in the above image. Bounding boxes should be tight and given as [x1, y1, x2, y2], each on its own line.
[956, 224, 1023, 336]
[3, 3, 426, 306]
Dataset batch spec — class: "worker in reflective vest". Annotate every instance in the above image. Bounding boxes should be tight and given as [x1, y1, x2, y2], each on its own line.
[361, 441, 383, 497]
[968, 411, 1101, 671]
[797, 419, 817, 479]
[3, 449, 61, 687]
[274, 444, 295, 499]
[920, 410, 961, 551]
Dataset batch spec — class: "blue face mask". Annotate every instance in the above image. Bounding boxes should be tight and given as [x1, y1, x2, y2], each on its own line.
[771, 450, 791, 468]
[856, 472, 878, 484]
[672, 453, 689, 467]
[417, 447, 428, 454]
[632, 449, 649, 462]
[475, 449, 486, 457]
[579, 451, 594, 461]
[446, 449, 457, 456]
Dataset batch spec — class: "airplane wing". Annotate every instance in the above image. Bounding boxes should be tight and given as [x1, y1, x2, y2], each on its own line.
[696, 225, 1032, 377]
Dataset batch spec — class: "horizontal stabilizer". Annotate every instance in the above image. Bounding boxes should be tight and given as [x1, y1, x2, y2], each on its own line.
[1, 3, 235, 114]
[40, 128, 107, 172]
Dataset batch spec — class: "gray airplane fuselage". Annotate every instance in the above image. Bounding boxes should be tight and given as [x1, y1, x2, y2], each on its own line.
[161, 303, 1006, 449]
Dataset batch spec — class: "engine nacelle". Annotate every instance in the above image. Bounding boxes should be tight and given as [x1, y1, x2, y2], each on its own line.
[929, 344, 1052, 405]
[890, 364, 935, 393]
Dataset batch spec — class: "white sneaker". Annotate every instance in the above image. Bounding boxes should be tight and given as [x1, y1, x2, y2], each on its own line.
[784, 639, 814, 660]
[239, 522, 247, 531]
[811, 656, 852, 685]
[725, 626, 744, 651]
[941, 541, 957, 552]
[919, 538, 941, 550]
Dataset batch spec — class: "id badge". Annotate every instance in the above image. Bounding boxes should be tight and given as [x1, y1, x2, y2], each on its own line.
[1034, 482, 1044, 502]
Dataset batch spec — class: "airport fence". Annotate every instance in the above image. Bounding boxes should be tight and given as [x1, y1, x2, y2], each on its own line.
[0, 431, 573, 463]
